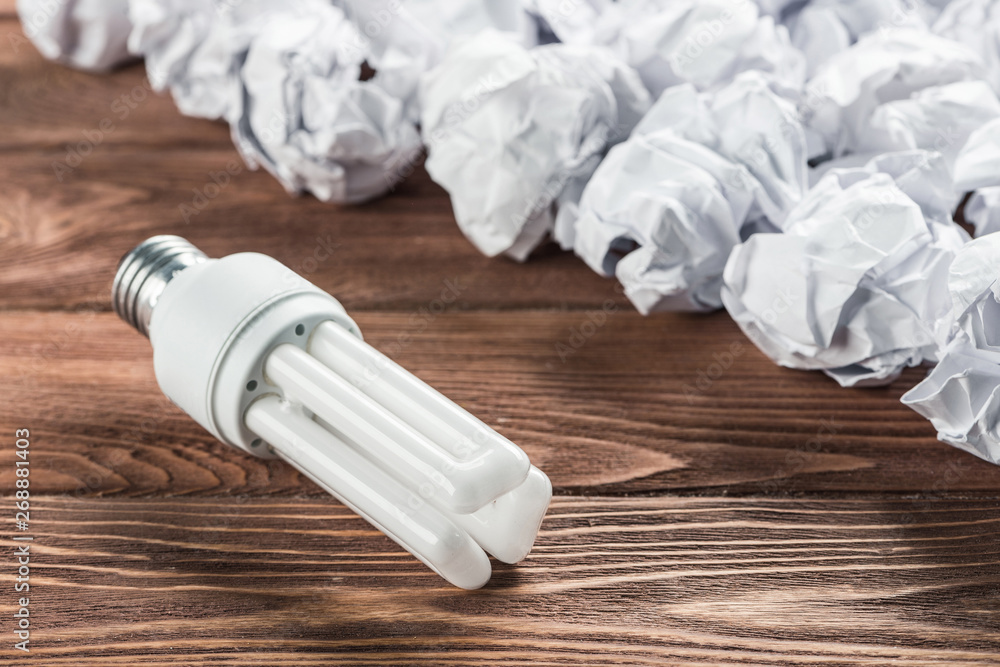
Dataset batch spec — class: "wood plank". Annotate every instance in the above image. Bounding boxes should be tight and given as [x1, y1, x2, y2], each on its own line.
[0, 19, 230, 151]
[0, 21, 627, 312]
[0, 18, 636, 315]
[0, 496, 998, 665]
[0, 148, 627, 311]
[2, 310, 996, 497]
[6, 3, 1000, 661]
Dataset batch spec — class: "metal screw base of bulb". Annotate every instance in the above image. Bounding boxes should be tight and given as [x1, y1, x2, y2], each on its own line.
[112, 236, 208, 337]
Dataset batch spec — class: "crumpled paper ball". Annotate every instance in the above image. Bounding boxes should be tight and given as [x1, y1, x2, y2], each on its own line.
[127, 0, 256, 120]
[523, 0, 615, 47]
[803, 28, 987, 160]
[17, 0, 133, 71]
[933, 0, 1000, 94]
[782, 0, 933, 77]
[855, 80, 1000, 168]
[953, 117, 1000, 237]
[963, 188, 1000, 237]
[524, 0, 806, 97]
[230, 2, 422, 204]
[722, 150, 971, 387]
[340, 0, 537, 123]
[560, 71, 808, 314]
[902, 233, 1000, 464]
[419, 29, 651, 260]
[129, 0, 422, 204]
[806, 79, 1000, 178]
[954, 117, 1000, 191]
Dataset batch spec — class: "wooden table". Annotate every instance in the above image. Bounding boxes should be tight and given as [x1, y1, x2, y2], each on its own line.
[1, 8, 999, 665]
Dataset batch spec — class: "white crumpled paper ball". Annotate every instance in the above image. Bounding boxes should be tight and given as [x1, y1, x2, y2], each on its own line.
[127, 0, 259, 121]
[40, 0, 422, 204]
[934, 0, 1000, 94]
[562, 71, 808, 314]
[953, 117, 1000, 237]
[722, 151, 970, 387]
[526, 0, 806, 98]
[782, 0, 933, 78]
[903, 233, 1000, 464]
[803, 28, 987, 160]
[17, 0, 133, 71]
[419, 29, 651, 260]
[340, 0, 538, 122]
[230, 2, 422, 204]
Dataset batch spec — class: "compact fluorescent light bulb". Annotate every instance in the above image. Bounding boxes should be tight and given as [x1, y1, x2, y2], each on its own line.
[112, 236, 552, 589]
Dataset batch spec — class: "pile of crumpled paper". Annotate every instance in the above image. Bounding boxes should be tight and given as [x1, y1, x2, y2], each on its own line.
[19, 0, 1000, 464]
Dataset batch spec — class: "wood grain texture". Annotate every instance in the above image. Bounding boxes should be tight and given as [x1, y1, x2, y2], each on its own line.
[0, 146, 628, 311]
[0, 21, 624, 313]
[0, 20, 229, 151]
[3, 13, 1000, 666]
[1, 496, 1000, 666]
[0, 310, 995, 498]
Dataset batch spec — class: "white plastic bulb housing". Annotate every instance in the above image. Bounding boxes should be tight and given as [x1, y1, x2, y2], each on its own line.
[112, 236, 552, 589]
